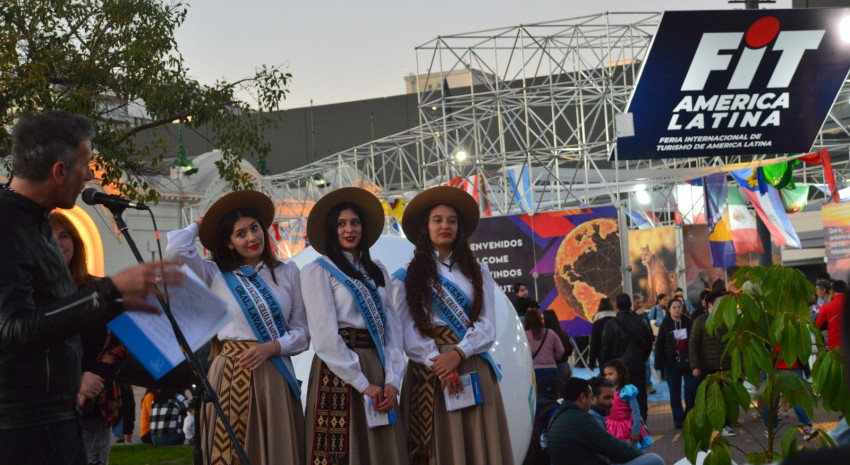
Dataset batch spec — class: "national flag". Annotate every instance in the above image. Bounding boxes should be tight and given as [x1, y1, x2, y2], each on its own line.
[627, 210, 653, 229]
[727, 186, 763, 254]
[443, 174, 492, 216]
[704, 173, 736, 267]
[384, 199, 406, 233]
[741, 171, 802, 248]
[780, 185, 809, 213]
[730, 168, 769, 194]
[506, 164, 534, 214]
[800, 149, 839, 202]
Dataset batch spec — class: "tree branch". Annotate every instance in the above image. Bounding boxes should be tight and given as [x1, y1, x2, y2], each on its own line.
[115, 112, 191, 145]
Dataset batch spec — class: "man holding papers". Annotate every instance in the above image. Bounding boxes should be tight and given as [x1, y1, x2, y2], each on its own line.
[0, 111, 183, 465]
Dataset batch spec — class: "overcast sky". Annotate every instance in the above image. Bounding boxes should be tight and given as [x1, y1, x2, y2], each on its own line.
[175, 0, 792, 110]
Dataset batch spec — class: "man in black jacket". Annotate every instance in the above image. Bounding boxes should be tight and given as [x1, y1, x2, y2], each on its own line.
[599, 293, 654, 422]
[546, 378, 664, 465]
[0, 111, 182, 465]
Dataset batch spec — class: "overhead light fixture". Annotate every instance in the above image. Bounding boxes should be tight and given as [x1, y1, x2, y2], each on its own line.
[454, 150, 468, 161]
[840, 16, 850, 43]
[635, 185, 651, 205]
[312, 173, 329, 188]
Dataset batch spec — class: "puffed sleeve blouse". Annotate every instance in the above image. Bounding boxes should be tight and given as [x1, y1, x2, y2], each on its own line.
[391, 252, 497, 368]
[300, 252, 405, 393]
[165, 223, 309, 356]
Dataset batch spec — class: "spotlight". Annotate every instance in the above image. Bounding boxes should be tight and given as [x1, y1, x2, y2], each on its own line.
[454, 150, 468, 161]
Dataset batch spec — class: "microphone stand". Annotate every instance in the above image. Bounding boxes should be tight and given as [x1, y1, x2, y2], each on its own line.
[110, 207, 252, 465]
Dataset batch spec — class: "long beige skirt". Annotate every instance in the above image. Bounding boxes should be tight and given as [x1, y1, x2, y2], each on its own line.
[305, 349, 409, 465]
[202, 343, 305, 465]
[400, 345, 515, 465]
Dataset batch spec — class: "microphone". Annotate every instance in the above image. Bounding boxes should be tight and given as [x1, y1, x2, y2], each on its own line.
[81, 188, 149, 211]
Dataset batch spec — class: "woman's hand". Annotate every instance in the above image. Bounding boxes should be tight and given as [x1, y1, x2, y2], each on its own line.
[440, 371, 464, 396]
[429, 349, 463, 380]
[238, 341, 279, 371]
[630, 433, 640, 443]
[376, 384, 398, 413]
[363, 384, 384, 409]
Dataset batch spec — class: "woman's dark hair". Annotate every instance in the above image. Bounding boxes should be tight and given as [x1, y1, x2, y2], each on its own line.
[210, 208, 281, 283]
[543, 309, 570, 351]
[323, 202, 385, 287]
[525, 308, 545, 340]
[597, 297, 613, 314]
[512, 281, 526, 293]
[656, 293, 667, 305]
[601, 358, 630, 389]
[405, 203, 483, 337]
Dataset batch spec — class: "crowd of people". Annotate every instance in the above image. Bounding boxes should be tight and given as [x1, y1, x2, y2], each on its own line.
[2, 110, 848, 465]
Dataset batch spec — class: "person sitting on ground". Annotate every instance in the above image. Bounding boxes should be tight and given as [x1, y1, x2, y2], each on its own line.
[588, 376, 615, 428]
[816, 280, 846, 349]
[546, 377, 665, 465]
[149, 389, 189, 446]
[589, 298, 616, 370]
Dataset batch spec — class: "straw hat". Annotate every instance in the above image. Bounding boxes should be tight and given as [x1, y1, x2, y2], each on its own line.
[401, 186, 480, 241]
[198, 190, 274, 250]
[306, 187, 385, 255]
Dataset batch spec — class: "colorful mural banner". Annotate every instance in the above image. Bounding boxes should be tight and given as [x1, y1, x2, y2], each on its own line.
[468, 206, 621, 337]
[822, 202, 850, 279]
[628, 226, 678, 310]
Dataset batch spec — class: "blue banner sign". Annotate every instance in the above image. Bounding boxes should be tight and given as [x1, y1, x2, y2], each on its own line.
[615, 9, 850, 160]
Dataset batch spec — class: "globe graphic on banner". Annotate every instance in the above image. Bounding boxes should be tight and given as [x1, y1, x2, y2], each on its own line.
[554, 217, 622, 322]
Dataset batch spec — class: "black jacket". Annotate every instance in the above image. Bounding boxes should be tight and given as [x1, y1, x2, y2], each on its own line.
[654, 315, 693, 369]
[588, 311, 615, 369]
[546, 401, 642, 465]
[0, 187, 122, 430]
[599, 311, 654, 366]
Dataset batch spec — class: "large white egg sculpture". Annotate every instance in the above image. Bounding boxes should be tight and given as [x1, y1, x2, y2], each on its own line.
[289, 235, 534, 464]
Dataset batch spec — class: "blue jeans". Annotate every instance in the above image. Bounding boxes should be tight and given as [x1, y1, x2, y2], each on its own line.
[665, 364, 699, 425]
[151, 432, 185, 446]
[763, 367, 811, 428]
[534, 367, 559, 383]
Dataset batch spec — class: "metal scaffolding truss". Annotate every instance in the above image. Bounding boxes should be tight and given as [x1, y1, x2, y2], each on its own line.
[257, 11, 850, 255]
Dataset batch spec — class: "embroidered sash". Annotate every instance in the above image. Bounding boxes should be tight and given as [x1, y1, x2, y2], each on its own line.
[393, 268, 502, 381]
[222, 266, 301, 397]
[314, 257, 388, 367]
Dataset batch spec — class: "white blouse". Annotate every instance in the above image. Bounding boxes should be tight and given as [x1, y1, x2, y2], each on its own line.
[165, 224, 310, 356]
[301, 252, 405, 393]
[391, 253, 497, 368]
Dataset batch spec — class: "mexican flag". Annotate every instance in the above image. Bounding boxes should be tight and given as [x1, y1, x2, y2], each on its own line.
[727, 186, 763, 254]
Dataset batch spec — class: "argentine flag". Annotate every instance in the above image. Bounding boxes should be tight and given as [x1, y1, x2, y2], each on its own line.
[506, 164, 534, 214]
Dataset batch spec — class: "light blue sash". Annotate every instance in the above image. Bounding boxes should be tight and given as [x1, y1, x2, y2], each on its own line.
[314, 258, 388, 368]
[393, 268, 502, 381]
[222, 266, 301, 397]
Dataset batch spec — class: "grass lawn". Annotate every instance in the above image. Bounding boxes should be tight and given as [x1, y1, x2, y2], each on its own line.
[109, 444, 194, 465]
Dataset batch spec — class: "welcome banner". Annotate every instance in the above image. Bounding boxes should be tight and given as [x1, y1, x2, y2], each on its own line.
[469, 206, 621, 336]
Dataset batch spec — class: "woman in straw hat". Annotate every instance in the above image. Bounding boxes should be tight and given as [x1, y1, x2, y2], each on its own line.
[166, 190, 308, 465]
[301, 187, 408, 465]
[391, 186, 513, 465]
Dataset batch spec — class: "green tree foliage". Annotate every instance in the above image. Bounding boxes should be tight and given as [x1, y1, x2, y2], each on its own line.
[0, 0, 290, 201]
[683, 266, 847, 464]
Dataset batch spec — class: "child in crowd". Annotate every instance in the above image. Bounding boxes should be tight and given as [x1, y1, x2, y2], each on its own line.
[602, 359, 654, 451]
[183, 405, 195, 446]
